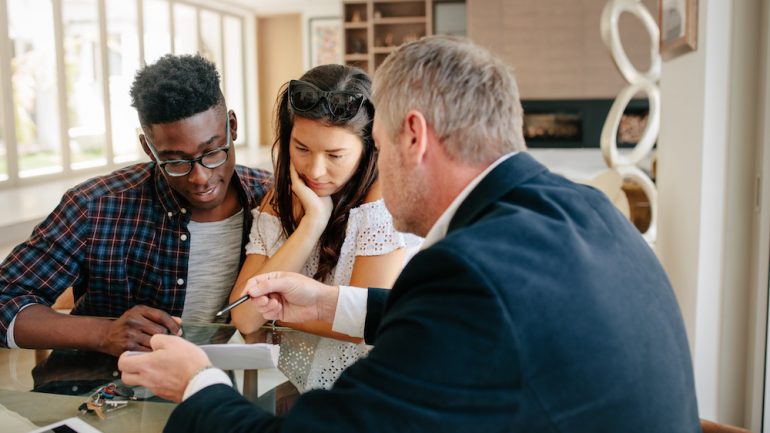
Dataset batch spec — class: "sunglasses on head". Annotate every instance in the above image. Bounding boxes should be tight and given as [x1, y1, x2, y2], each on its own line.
[288, 79, 366, 121]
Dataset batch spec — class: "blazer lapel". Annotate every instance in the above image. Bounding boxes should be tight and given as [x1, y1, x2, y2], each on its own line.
[448, 152, 548, 233]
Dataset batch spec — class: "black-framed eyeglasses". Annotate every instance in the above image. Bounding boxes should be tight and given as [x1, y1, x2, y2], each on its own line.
[144, 112, 232, 177]
[288, 79, 366, 121]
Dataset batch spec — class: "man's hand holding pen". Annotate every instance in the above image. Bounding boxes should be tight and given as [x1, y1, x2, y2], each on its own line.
[240, 271, 339, 325]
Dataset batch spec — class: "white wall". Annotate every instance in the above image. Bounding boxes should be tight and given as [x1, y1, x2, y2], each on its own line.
[721, 0, 764, 428]
[656, 0, 765, 428]
[752, 1, 770, 430]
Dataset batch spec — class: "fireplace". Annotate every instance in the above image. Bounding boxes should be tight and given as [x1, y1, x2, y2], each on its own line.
[521, 99, 650, 149]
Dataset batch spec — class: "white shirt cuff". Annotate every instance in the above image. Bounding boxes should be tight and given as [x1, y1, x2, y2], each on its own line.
[331, 285, 368, 338]
[7, 303, 37, 349]
[183, 367, 233, 401]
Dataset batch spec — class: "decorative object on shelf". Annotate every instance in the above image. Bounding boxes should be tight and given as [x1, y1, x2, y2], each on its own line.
[384, 32, 395, 47]
[600, 0, 661, 244]
[351, 10, 363, 22]
[401, 31, 420, 44]
[658, 0, 697, 59]
[352, 38, 366, 54]
[309, 16, 343, 67]
[374, 10, 382, 20]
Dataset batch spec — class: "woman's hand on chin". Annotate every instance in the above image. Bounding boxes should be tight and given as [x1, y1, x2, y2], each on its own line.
[290, 163, 333, 228]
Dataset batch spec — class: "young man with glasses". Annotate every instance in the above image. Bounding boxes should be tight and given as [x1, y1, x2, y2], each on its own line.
[0, 54, 270, 357]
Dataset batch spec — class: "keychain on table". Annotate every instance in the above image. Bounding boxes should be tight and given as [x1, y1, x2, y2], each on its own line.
[78, 383, 136, 419]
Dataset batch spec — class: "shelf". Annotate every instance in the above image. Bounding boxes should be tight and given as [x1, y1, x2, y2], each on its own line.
[345, 54, 369, 61]
[372, 46, 396, 54]
[374, 0, 424, 3]
[345, 2, 368, 22]
[374, 17, 426, 24]
[343, 0, 433, 75]
[344, 22, 368, 29]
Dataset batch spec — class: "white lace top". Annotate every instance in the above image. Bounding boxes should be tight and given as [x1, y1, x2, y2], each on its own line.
[245, 199, 422, 391]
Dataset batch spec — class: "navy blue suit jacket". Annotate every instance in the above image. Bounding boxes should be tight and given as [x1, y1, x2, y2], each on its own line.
[165, 153, 700, 432]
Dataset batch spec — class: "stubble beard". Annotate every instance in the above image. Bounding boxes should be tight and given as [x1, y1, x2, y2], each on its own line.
[390, 180, 431, 237]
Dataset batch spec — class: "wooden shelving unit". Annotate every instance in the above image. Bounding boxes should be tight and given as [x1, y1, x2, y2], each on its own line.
[374, 17, 427, 24]
[344, 22, 368, 29]
[372, 46, 397, 54]
[343, 0, 434, 74]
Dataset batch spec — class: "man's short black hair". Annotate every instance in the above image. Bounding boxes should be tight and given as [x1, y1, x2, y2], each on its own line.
[130, 54, 225, 127]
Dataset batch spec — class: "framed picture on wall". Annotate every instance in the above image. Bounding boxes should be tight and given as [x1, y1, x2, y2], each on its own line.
[658, 0, 698, 60]
[309, 16, 343, 67]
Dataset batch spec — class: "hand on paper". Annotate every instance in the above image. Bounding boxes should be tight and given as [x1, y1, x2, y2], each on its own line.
[118, 334, 210, 403]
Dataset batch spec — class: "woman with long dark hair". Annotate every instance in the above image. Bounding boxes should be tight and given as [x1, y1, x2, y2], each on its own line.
[228, 64, 420, 392]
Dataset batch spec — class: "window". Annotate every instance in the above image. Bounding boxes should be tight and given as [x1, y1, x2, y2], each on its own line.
[0, 0, 252, 187]
[8, 0, 62, 177]
[200, 10, 223, 78]
[173, 3, 197, 55]
[106, 0, 141, 163]
[224, 15, 245, 146]
[143, 0, 170, 65]
[62, 0, 107, 169]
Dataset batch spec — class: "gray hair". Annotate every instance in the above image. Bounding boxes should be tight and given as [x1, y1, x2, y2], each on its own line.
[372, 36, 526, 164]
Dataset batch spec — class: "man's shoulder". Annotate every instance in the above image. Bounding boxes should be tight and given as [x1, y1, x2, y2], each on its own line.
[65, 163, 155, 204]
[437, 166, 647, 272]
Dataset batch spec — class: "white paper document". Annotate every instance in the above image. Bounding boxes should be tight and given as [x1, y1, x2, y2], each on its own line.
[199, 343, 280, 370]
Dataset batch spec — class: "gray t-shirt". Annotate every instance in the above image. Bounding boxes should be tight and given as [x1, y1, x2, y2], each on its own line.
[182, 209, 244, 323]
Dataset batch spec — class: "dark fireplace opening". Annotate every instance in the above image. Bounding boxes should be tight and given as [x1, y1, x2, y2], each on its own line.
[521, 99, 651, 149]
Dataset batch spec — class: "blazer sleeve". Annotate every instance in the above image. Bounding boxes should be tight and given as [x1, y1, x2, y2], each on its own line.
[164, 384, 282, 433]
[364, 288, 389, 344]
[165, 244, 520, 433]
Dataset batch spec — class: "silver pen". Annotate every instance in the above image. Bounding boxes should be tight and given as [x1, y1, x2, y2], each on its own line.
[215, 294, 249, 317]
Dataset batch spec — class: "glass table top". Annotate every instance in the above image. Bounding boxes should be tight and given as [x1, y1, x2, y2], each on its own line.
[0, 323, 293, 433]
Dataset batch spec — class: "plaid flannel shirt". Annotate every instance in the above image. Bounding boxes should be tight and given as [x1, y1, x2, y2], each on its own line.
[0, 163, 271, 347]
